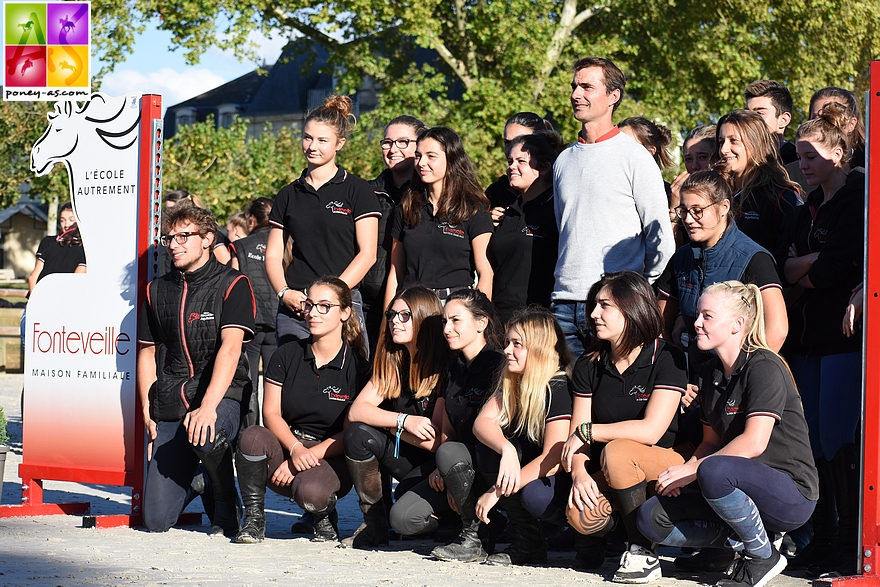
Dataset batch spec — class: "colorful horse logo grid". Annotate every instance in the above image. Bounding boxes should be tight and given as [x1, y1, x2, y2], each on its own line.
[4, 2, 89, 95]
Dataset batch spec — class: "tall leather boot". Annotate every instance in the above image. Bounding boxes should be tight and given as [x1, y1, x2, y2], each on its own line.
[431, 462, 487, 562]
[311, 493, 340, 543]
[788, 457, 837, 570]
[339, 456, 389, 549]
[233, 450, 267, 544]
[486, 494, 547, 566]
[198, 431, 241, 537]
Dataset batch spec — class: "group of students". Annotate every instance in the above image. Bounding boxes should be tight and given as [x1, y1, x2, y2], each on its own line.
[146, 58, 867, 587]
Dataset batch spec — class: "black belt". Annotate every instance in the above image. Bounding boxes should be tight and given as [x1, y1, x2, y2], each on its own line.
[291, 428, 319, 442]
[431, 285, 470, 300]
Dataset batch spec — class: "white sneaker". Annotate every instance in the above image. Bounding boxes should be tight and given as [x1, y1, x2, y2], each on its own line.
[613, 544, 662, 584]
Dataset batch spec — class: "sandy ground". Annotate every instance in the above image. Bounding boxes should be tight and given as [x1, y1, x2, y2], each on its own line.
[0, 373, 814, 587]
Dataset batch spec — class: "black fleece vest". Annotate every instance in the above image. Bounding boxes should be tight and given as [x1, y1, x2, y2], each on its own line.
[234, 226, 274, 329]
[146, 257, 252, 421]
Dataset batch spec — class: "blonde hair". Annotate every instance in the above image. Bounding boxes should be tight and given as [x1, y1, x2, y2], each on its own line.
[702, 280, 796, 386]
[495, 307, 571, 444]
[372, 286, 448, 400]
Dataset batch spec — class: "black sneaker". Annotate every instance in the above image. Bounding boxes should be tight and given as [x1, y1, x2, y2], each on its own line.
[675, 548, 736, 573]
[715, 547, 787, 587]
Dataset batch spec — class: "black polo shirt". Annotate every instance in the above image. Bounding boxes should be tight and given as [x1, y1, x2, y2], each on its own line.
[488, 190, 559, 323]
[269, 167, 381, 289]
[35, 234, 86, 281]
[571, 339, 687, 450]
[699, 349, 818, 500]
[504, 374, 572, 463]
[390, 201, 493, 290]
[264, 338, 370, 441]
[444, 345, 506, 446]
[485, 175, 518, 209]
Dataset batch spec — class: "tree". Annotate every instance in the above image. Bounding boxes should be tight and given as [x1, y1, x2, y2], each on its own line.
[89, 0, 879, 189]
[163, 116, 304, 221]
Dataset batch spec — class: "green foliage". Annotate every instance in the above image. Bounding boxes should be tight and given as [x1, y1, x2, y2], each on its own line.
[162, 116, 305, 220]
[0, 101, 69, 208]
[0, 405, 8, 446]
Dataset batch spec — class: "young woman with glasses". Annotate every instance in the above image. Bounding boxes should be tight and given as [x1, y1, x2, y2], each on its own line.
[266, 95, 381, 347]
[232, 277, 370, 545]
[385, 126, 493, 309]
[363, 116, 427, 353]
[341, 286, 449, 548]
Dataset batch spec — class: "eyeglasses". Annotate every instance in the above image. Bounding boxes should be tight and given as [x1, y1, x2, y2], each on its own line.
[380, 138, 416, 150]
[384, 309, 413, 323]
[303, 301, 341, 315]
[160, 231, 204, 246]
[673, 203, 718, 221]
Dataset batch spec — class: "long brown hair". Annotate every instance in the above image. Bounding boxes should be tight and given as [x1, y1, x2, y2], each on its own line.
[400, 126, 488, 227]
[373, 286, 448, 400]
[308, 276, 366, 358]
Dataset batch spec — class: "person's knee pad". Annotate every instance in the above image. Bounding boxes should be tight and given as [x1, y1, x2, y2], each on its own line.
[520, 477, 556, 520]
[389, 491, 435, 536]
[695, 456, 734, 499]
[343, 422, 383, 461]
[637, 495, 672, 545]
[435, 441, 471, 474]
[294, 482, 334, 514]
[567, 499, 613, 536]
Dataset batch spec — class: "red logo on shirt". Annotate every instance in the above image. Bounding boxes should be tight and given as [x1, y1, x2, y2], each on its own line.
[323, 386, 351, 402]
[326, 201, 352, 215]
[628, 385, 650, 402]
[188, 312, 201, 323]
[725, 399, 742, 415]
[438, 222, 465, 239]
[256, 244, 267, 253]
[521, 225, 546, 238]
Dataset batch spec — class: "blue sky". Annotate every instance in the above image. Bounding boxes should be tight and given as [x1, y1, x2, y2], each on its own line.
[98, 19, 290, 111]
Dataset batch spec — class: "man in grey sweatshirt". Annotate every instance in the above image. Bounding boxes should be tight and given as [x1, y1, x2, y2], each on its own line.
[551, 57, 675, 358]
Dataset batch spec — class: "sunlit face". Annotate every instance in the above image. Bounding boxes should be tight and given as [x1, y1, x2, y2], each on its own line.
[387, 298, 415, 346]
[506, 144, 544, 192]
[503, 327, 528, 374]
[305, 284, 350, 340]
[590, 286, 627, 346]
[166, 221, 212, 273]
[693, 292, 736, 351]
[503, 122, 533, 157]
[718, 123, 749, 177]
[415, 137, 448, 188]
[797, 136, 843, 187]
[678, 189, 729, 247]
[443, 299, 486, 356]
[683, 137, 714, 174]
[302, 121, 344, 167]
[59, 209, 76, 232]
[570, 66, 619, 125]
[746, 96, 788, 136]
[382, 123, 419, 172]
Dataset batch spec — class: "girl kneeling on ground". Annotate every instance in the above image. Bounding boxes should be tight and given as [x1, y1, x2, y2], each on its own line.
[234, 277, 370, 544]
[473, 307, 573, 566]
[637, 281, 818, 587]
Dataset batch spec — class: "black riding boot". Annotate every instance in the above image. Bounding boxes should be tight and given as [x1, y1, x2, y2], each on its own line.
[431, 462, 488, 562]
[233, 451, 267, 544]
[486, 494, 547, 566]
[823, 444, 860, 576]
[311, 493, 340, 543]
[339, 456, 389, 549]
[198, 432, 241, 537]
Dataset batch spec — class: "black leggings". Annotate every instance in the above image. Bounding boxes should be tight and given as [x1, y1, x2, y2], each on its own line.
[343, 422, 435, 495]
[638, 455, 816, 548]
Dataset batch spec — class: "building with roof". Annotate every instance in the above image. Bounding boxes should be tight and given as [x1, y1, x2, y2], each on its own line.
[0, 197, 49, 279]
[164, 44, 379, 139]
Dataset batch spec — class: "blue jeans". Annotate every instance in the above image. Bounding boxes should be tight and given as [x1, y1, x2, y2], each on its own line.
[550, 300, 589, 358]
[143, 397, 241, 532]
[790, 351, 861, 460]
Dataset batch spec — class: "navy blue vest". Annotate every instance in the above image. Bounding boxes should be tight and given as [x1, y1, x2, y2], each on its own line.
[672, 222, 769, 329]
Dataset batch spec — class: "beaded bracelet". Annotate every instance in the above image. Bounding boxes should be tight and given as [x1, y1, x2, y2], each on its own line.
[393, 412, 408, 458]
[575, 422, 593, 444]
